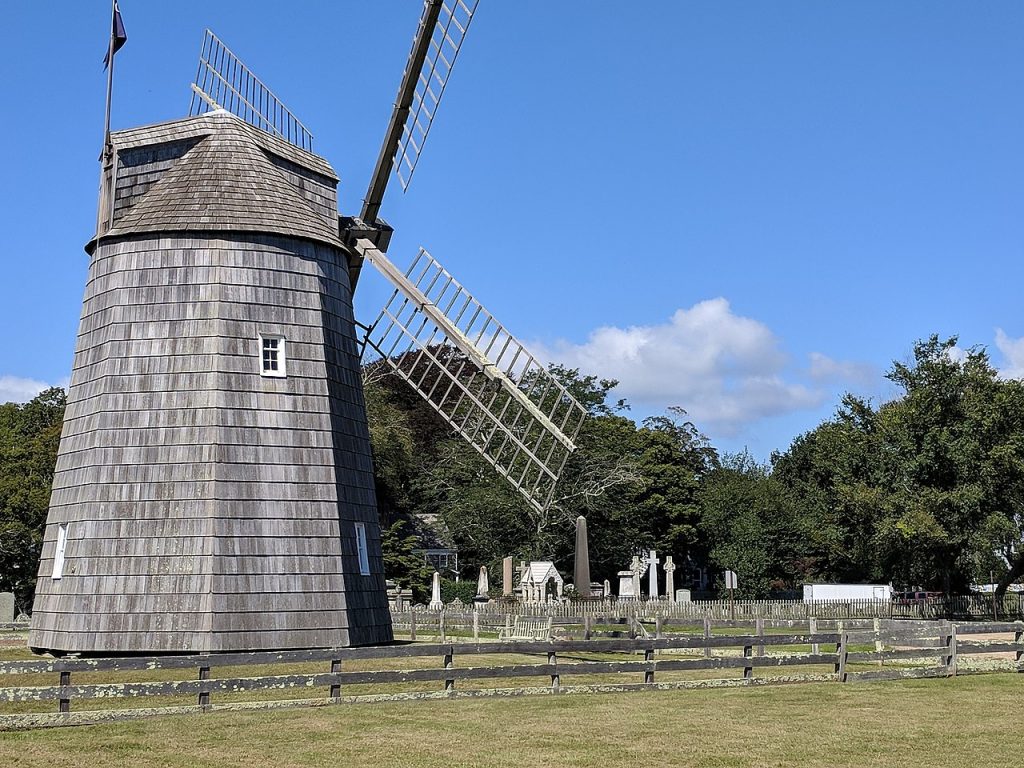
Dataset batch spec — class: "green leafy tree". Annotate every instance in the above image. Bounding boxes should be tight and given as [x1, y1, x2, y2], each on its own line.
[774, 336, 1024, 593]
[0, 387, 66, 612]
[699, 451, 806, 598]
[380, 519, 433, 602]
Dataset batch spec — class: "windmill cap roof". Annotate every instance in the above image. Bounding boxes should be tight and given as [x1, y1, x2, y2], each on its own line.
[90, 111, 341, 251]
[109, 111, 337, 180]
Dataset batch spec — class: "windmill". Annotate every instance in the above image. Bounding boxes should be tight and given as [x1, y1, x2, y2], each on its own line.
[29, 1, 585, 655]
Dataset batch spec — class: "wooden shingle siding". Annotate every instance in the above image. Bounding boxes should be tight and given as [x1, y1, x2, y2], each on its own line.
[29, 114, 392, 654]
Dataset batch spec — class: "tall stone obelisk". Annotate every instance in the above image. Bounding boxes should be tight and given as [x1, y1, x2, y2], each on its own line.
[573, 515, 591, 598]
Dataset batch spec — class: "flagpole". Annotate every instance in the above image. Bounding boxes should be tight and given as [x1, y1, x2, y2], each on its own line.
[103, 0, 116, 154]
[99, 0, 117, 232]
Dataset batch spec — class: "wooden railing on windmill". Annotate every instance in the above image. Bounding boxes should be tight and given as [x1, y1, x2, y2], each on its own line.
[188, 30, 314, 152]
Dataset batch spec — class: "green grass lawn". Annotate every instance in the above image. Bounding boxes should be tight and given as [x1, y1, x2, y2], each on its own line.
[0, 673, 1020, 767]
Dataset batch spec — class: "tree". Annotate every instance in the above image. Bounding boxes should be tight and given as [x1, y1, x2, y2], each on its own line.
[380, 519, 434, 602]
[774, 336, 1024, 593]
[699, 451, 806, 598]
[0, 388, 66, 612]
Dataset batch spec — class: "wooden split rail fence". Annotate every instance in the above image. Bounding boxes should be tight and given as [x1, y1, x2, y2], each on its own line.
[0, 621, 1021, 730]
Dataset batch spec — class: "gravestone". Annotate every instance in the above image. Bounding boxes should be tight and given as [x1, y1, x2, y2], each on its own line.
[645, 550, 660, 598]
[618, 570, 635, 598]
[675, 589, 692, 603]
[429, 571, 443, 611]
[386, 580, 413, 611]
[664, 556, 676, 602]
[630, 555, 644, 598]
[502, 556, 514, 597]
[0, 593, 13, 624]
[474, 566, 489, 604]
[573, 516, 592, 598]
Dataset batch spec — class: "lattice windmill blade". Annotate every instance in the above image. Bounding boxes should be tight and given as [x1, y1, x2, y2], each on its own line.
[394, 0, 479, 191]
[354, 239, 587, 513]
[360, 0, 480, 225]
[188, 29, 314, 152]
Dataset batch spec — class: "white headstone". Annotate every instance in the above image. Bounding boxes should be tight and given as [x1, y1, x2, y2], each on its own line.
[429, 571, 443, 611]
[664, 556, 676, 602]
[675, 589, 691, 603]
[617, 570, 635, 598]
[629, 555, 645, 599]
[476, 565, 489, 598]
[646, 549, 660, 598]
[502, 556, 514, 596]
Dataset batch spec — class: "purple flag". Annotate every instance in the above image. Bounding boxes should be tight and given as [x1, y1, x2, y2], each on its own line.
[102, 1, 127, 70]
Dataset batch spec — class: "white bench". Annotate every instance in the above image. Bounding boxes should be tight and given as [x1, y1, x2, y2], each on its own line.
[497, 616, 553, 641]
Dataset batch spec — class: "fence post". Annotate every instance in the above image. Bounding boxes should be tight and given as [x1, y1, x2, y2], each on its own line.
[58, 670, 70, 714]
[584, 615, 592, 641]
[874, 617, 883, 666]
[704, 616, 712, 658]
[834, 630, 848, 683]
[198, 662, 211, 711]
[810, 616, 819, 655]
[440, 610, 446, 644]
[410, 611, 417, 642]
[743, 643, 753, 680]
[473, 611, 479, 642]
[330, 659, 342, 699]
[443, 646, 455, 693]
[946, 624, 957, 677]
[755, 617, 764, 657]
[548, 650, 559, 692]
[644, 646, 655, 684]
[1015, 622, 1023, 671]
[655, 617, 664, 640]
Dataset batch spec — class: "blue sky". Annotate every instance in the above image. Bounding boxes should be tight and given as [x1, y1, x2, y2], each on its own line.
[1, 2, 1023, 460]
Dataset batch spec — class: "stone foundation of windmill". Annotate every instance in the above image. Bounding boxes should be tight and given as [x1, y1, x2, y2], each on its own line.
[29, 111, 393, 653]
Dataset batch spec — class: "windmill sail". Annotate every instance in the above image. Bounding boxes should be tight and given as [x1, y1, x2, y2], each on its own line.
[360, 0, 480, 225]
[188, 29, 314, 152]
[394, 0, 479, 191]
[356, 240, 587, 512]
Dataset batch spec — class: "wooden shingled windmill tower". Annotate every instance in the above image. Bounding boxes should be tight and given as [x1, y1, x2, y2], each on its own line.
[29, 1, 586, 655]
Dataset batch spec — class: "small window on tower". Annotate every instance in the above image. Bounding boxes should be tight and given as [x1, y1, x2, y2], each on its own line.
[354, 523, 370, 576]
[52, 524, 68, 580]
[259, 334, 287, 378]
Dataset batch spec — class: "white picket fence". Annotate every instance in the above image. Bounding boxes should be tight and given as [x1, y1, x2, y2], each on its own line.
[394, 594, 1024, 621]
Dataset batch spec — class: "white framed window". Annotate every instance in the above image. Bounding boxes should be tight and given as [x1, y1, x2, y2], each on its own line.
[52, 524, 68, 580]
[259, 334, 287, 378]
[354, 523, 370, 576]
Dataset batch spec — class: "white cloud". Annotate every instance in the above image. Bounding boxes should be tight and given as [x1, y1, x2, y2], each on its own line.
[808, 352, 877, 386]
[533, 298, 831, 436]
[0, 375, 55, 404]
[945, 345, 969, 365]
[995, 329, 1024, 379]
